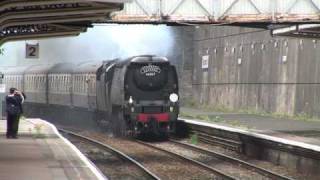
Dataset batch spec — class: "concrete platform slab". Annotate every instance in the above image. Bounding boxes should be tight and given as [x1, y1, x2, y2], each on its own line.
[0, 118, 106, 180]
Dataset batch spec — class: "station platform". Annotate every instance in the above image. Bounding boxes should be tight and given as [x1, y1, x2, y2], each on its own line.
[0, 118, 105, 180]
[180, 107, 320, 146]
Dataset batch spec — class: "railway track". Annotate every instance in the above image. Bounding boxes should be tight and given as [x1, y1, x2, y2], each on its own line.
[66, 130, 236, 179]
[180, 120, 305, 179]
[142, 140, 294, 180]
[135, 140, 236, 180]
[192, 131, 243, 153]
[59, 128, 298, 179]
[168, 139, 295, 180]
[59, 129, 160, 180]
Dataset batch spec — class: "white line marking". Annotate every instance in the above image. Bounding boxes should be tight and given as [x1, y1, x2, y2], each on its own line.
[26, 118, 107, 180]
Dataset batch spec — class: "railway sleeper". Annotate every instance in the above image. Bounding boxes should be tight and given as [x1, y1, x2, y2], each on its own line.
[199, 138, 242, 153]
[192, 132, 243, 153]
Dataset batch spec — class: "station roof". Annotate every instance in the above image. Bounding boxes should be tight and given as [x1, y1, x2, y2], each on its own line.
[0, 0, 128, 44]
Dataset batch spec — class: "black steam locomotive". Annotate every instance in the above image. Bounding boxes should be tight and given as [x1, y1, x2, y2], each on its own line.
[1, 55, 179, 136]
[97, 56, 179, 136]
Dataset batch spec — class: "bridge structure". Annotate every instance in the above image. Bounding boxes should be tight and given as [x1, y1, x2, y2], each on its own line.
[113, 0, 320, 24]
[1, 0, 320, 44]
[112, 0, 320, 38]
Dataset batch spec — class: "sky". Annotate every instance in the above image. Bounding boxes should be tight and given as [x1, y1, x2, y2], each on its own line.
[0, 24, 175, 66]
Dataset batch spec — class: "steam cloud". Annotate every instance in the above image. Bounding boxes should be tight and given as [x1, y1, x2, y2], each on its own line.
[0, 25, 175, 66]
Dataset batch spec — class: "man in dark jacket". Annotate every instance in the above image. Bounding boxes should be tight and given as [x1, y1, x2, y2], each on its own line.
[6, 88, 24, 138]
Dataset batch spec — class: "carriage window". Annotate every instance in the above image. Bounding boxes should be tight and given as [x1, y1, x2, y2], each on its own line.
[54, 76, 56, 90]
[58, 75, 61, 91]
[79, 75, 82, 92]
[66, 75, 69, 92]
[83, 75, 86, 92]
[50, 76, 53, 89]
[75, 76, 78, 92]
[34, 76, 37, 90]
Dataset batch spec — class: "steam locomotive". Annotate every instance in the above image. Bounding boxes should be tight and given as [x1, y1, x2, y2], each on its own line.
[0, 55, 179, 136]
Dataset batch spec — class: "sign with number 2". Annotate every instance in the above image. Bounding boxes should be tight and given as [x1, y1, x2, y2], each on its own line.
[26, 43, 39, 59]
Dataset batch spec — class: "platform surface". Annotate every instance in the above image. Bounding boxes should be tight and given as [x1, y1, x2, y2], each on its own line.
[181, 107, 320, 146]
[0, 118, 105, 180]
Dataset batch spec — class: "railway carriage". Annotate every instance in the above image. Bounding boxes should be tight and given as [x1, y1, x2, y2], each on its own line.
[2, 66, 27, 93]
[24, 64, 54, 104]
[72, 61, 100, 109]
[47, 63, 74, 106]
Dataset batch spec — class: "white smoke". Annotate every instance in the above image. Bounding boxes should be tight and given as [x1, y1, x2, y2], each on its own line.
[0, 24, 175, 66]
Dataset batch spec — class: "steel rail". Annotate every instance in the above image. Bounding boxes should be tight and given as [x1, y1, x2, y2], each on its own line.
[58, 129, 161, 180]
[135, 140, 236, 180]
[169, 139, 294, 180]
[193, 130, 243, 152]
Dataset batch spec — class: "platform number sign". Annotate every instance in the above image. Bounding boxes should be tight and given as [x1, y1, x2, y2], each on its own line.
[202, 55, 209, 69]
[26, 43, 39, 59]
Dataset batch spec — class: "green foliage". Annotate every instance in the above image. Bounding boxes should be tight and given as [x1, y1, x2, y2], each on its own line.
[33, 123, 46, 138]
[0, 48, 4, 55]
[180, 111, 224, 123]
[179, 112, 195, 119]
[190, 134, 198, 145]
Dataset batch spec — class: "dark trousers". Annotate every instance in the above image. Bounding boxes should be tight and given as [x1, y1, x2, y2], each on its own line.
[6, 114, 19, 137]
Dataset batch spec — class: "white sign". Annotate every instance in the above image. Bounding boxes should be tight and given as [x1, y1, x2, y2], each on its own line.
[282, 55, 287, 63]
[202, 55, 209, 69]
[0, 84, 5, 93]
[26, 43, 39, 59]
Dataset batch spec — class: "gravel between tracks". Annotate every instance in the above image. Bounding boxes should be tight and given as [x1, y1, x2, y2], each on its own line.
[81, 132, 219, 180]
[66, 135, 151, 180]
[152, 141, 271, 180]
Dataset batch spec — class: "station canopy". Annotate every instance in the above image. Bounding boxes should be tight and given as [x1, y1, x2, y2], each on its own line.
[0, 0, 128, 44]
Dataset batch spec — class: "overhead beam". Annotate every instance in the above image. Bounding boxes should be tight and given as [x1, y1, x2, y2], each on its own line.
[0, 23, 87, 44]
[0, 31, 82, 45]
[1, 14, 109, 29]
[0, 7, 118, 27]
[271, 24, 320, 38]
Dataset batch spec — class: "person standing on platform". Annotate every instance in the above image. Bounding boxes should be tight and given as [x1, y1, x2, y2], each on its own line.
[5, 88, 23, 139]
[13, 89, 24, 138]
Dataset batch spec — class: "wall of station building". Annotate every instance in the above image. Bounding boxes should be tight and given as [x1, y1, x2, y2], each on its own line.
[188, 25, 320, 117]
[168, 27, 194, 102]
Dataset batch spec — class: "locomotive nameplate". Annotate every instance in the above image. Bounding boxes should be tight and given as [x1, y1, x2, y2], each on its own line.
[140, 65, 161, 77]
